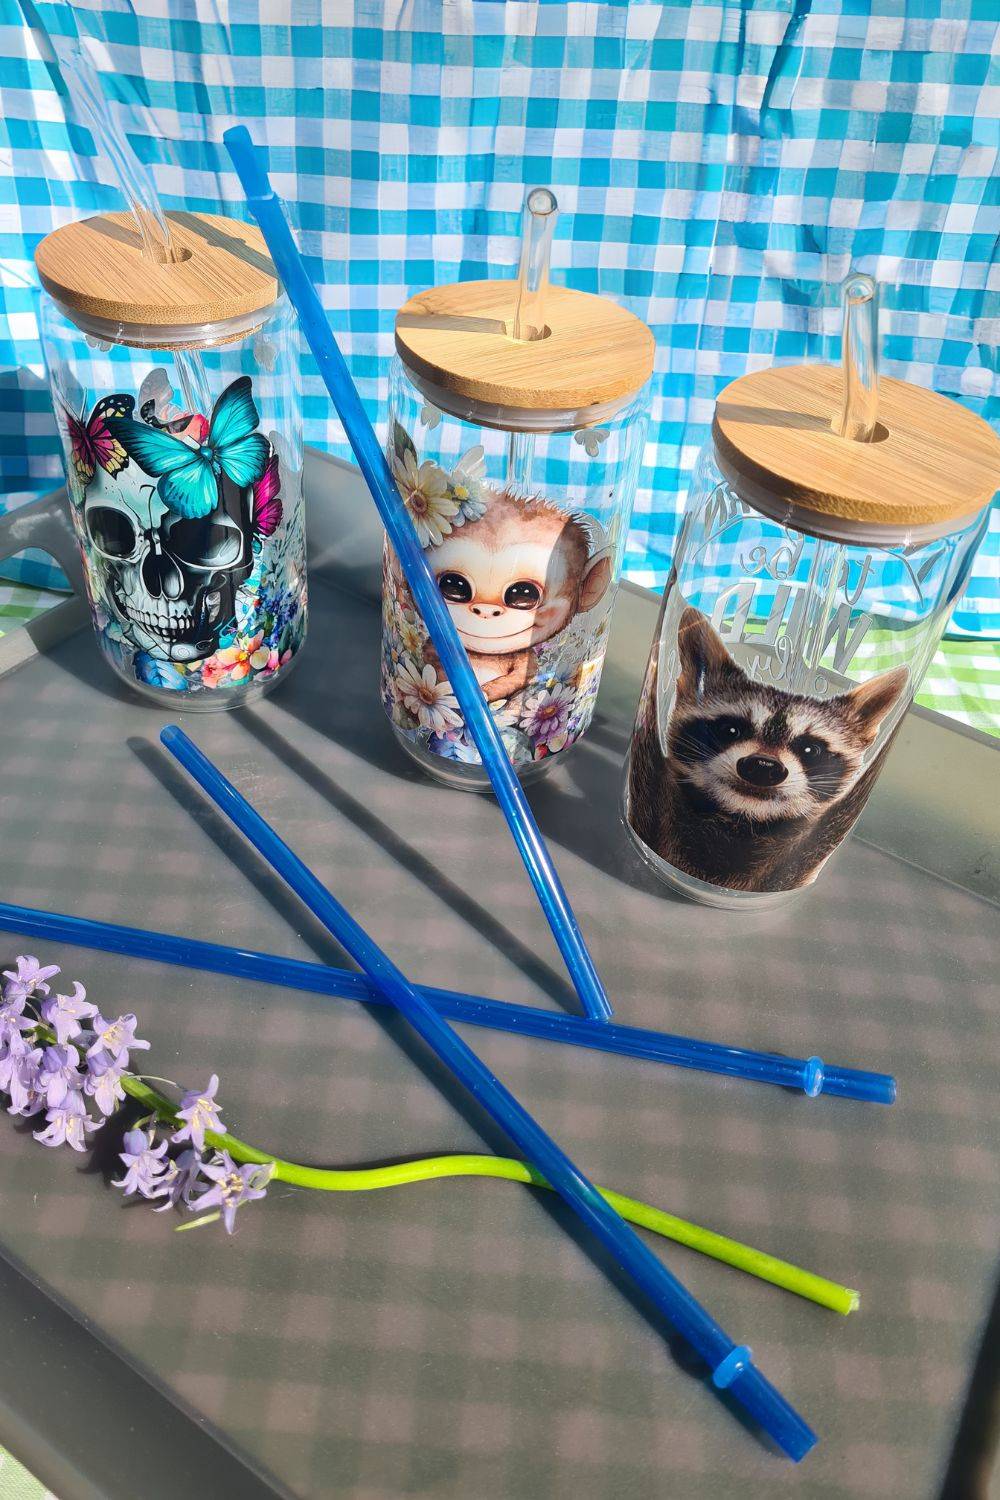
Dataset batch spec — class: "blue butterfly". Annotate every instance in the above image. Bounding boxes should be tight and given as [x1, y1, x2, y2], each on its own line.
[106, 376, 270, 520]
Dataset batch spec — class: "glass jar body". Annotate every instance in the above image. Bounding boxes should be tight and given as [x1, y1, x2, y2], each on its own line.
[381, 357, 649, 789]
[39, 294, 307, 710]
[624, 444, 989, 907]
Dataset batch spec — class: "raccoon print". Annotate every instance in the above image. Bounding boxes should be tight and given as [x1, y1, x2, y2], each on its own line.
[626, 605, 909, 894]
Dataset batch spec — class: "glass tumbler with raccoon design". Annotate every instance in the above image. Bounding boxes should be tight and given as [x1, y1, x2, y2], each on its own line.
[34, 211, 307, 710]
[381, 190, 654, 789]
[624, 278, 1000, 908]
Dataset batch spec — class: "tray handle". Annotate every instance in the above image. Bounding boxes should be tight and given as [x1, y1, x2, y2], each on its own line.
[0, 488, 86, 598]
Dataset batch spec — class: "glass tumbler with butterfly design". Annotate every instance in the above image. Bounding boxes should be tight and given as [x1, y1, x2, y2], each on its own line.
[624, 276, 1000, 908]
[382, 189, 654, 789]
[34, 210, 307, 708]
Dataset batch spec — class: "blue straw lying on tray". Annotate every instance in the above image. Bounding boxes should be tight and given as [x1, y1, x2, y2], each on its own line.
[0, 900, 895, 1105]
[159, 723, 817, 1461]
[223, 126, 614, 1026]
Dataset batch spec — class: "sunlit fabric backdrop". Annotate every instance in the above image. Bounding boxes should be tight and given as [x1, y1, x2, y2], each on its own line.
[2, 0, 998, 634]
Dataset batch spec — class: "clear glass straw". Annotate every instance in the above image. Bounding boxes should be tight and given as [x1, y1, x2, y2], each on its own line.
[834, 273, 879, 442]
[56, 24, 175, 264]
[224, 126, 614, 1024]
[794, 272, 881, 682]
[50, 9, 214, 418]
[0, 900, 895, 1105]
[506, 189, 558, 490]
[512, 187, 558, 342]
[505, 429, 536, 494]
[160, 724, 817, 1462]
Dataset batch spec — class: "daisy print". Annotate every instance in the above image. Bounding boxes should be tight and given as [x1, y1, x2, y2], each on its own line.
[519, 682, 577, 753]
[395, 657, 462, 735]
[390, 446, 459, 547]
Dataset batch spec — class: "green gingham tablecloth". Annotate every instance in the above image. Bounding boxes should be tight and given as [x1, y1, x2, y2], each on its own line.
[910, 638, 1000, 737]
[0, 1449, 56, 1500]
[0, 584, 65, 632]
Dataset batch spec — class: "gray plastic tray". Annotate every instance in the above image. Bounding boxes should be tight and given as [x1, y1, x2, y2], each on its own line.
[0, 451, 997, 1500]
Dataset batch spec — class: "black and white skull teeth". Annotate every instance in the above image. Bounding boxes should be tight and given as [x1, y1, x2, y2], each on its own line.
[112, 587, 222, 644]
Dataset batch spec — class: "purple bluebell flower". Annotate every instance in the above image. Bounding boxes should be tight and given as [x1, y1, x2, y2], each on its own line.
[189, 1151, 271, 1234]
[113, 1128, 170, 1198]
[0, 966, 40, 1038]
[172, 1074, 225, 1153]
[7, 1044, 44, 1117]
[87, 1013, 150, 1069]
[0, 1029, 31, 1094]
[0, 989, 34, 1045]
[83, 1048, 128, 1117]
[33, 1090, 98, 1151]
[40, 982, 97, 1045]
[37, 1044, 83, 1108]
[2, 955, 60, 1004]
[152, 1148, 204, 1212]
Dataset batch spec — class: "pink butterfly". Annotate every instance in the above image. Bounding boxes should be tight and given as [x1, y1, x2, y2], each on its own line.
[252, 452, 283, 537]
[61, 394, 135, 488]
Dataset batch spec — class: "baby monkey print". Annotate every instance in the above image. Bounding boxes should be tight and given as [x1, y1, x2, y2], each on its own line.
[382, 422, 615, 768]
[55, 372, 306, 696]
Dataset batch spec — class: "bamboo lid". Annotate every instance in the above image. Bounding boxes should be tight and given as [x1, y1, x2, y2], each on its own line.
[35, 211, 279, 344]
[395, 279, 654, 429]
[713, 364, 1000, 538]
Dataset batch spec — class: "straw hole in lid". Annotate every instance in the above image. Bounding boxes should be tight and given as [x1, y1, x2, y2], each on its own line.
[831, 418, 889, 444]
[152, 244, 192, 266]
[505, 322, 552, 341]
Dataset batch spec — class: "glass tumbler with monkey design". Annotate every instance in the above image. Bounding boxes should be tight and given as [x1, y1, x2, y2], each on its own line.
[624, 276, 1000, 908]
[381, 189, 653, 789]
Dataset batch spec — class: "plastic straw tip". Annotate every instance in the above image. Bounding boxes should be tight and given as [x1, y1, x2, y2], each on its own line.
[223, 127, 275, 202]
[857, 1073, 897, 1106]
[825, 1069, 897, 1106]
[727, 1363, 818, 1462]
[159, 724, 184, 750]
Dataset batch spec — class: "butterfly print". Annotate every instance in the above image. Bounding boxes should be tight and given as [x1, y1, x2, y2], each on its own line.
[252, 452, 283, 538]
[139, 403, 211, 445]
[61, 394, 135, 488]
[107, 376, 270, 521]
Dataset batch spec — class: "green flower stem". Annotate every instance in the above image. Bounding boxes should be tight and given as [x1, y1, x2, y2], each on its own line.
[114, 1070, 858, 1315]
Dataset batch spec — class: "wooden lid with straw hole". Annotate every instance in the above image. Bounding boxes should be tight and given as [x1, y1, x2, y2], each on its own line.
[713, 364, 1000, 535]
[35, 211, 279, 336]
[395, 280, 655, 420]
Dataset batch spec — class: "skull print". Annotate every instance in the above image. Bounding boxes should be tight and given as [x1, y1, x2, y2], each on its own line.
[83, 474, 254, 661]
[57, 372, 307, 697]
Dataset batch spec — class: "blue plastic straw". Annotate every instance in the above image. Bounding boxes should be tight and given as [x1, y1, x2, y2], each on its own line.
[160, 724, 816, 1460]
[223, 125, 614, 1026]
[0, 900, 895, 1106]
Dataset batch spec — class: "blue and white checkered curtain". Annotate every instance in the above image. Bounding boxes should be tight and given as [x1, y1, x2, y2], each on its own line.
[3, 0, 998, 634]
